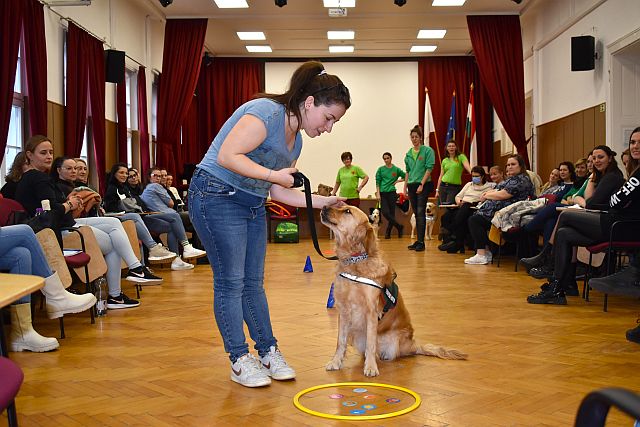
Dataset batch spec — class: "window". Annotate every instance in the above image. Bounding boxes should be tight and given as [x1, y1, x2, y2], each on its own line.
[1, 47, 25, 188]
[125, 69, 138, 167]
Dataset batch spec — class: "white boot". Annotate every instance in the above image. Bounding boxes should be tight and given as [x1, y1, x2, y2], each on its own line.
[41, 272, 97, 319]
[9, 303, 59, 352]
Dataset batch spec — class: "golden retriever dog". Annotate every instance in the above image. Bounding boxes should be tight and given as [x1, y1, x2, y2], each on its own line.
[410, 202, 438, 240]
[320, 205, 467, 377]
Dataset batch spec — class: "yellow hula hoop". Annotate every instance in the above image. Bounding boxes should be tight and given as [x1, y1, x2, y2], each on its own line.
[293, 382, 421, 421]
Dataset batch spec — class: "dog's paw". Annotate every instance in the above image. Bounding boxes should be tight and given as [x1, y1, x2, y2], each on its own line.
[363, 364, 379, 377]
[325, 359, 343, 371]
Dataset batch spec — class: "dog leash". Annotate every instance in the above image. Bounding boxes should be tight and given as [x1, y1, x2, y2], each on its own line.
[291, 172, 338, 261]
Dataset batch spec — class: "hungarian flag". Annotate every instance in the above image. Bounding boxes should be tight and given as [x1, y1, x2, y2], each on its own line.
[464, 83, 477, 167]
[445, 90, 456, 144]
[424, 87, 439, 162]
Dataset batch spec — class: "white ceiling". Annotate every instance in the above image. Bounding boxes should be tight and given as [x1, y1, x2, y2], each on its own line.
[145, 0, 528, 58]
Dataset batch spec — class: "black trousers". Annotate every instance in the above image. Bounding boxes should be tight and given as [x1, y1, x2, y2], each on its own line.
[553, 210, 605, 281]
[438, 183, 462, 205]
[379, 191, 401, 234]
[468, 213, 492, 250]
[407, 182, 433, 243]
[441, 203, 475, 243]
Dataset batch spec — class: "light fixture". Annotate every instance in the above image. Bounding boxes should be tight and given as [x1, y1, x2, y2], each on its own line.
[329, 45, 354, 53]
[246, 45, 272, 53]
[410, 45, 437, 53]
[213, 0, 248, 8]
[275, 0, 286, 6]
[417, 29, 446, 39]
[323, 0, 356, 7]
[47, 0, 91, 5]
[394, 0, 407, 6]
[237, 32, 266, 40]
[432, 0, 466, 6]
[327, 30, 355, 40]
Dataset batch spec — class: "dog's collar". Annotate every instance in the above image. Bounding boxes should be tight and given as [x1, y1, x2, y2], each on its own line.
[341, 252, 368, 265]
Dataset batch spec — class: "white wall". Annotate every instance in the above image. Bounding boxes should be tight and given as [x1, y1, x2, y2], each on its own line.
[266, 62, 418, 198]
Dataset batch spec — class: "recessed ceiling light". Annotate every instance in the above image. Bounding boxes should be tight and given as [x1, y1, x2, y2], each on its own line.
[432, 0, 466, 6]
[329, 45, 354, 53]
[213, 0, 248, 8]
[327, 30, 355, 40]
[246, 45, 272, 53]
[410, 45, 437, 53]
[417, 29, 446, 39]
[237, 32, 266, 41]
[323, 0, 355, 7]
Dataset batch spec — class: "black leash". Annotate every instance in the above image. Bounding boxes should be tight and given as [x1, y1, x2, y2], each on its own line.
[291, 172, 338, 261]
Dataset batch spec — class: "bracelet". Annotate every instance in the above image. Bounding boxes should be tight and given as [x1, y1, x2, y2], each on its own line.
[265, 169, 272, 182]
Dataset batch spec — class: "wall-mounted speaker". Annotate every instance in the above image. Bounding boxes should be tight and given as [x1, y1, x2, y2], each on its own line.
[571, 35, 595, 71]
[105, 49, 125, 83]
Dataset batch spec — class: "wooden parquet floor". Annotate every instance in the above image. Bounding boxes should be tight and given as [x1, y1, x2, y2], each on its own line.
[4, 237, 640, 426]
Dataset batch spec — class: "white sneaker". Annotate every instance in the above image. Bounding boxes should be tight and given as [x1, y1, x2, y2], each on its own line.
[464, 253, 489, 265]
[231, 354, 271, 388]
[182, 244, 206, 259]
[259, 346, 296, 380]
[148, 244, 177, 262]
[485, 251, 493, 262]
[171, 257, 194, 271]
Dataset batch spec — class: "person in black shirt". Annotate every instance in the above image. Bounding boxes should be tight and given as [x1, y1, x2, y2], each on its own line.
[0, 151, 27, 199]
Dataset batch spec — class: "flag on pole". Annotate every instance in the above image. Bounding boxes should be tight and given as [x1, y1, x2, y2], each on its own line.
[423, 87, 440, 162]
[464, 83, 477, 167]
[445, 90, 456, 144]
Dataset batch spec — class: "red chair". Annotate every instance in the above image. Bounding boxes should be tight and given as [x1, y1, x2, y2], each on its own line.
[0, 356, 24, 427]
[266, 201, 299, 243]
[583, 219, 640, 311]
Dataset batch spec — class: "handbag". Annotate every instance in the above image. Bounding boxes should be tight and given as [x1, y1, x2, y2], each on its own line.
[24, 210, 57, 234]
[121, 197, 144, 213]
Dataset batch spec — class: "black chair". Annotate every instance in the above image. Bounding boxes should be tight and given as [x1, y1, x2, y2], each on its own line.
[574, 387, 640, 427]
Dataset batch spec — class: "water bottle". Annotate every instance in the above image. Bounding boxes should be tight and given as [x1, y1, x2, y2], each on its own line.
[94, 277, 108, 316]
[41, 199, 51, 211]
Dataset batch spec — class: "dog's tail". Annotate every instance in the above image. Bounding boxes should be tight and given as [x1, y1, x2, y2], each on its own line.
[415, 343, 467, 360]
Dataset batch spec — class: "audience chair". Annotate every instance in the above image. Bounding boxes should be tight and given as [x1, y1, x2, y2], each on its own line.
[266, 202, 299, 243]
[0, 198, 26, 227]
[0, 356, 24, 427]
[582, 219, 640, 311]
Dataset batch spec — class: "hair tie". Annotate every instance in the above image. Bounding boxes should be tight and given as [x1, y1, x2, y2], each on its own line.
[318, 70, 327, 76]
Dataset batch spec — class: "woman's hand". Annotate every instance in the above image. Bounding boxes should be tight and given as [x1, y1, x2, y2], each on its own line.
[416, 183, 424, 194]
[323, 196, 346, 208]
[269, 167, 298, 188]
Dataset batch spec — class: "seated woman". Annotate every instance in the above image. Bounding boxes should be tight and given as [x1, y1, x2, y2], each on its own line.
[539, 168, 560, 196]
[438, 166, 494, 253]
[1, 152, 27, 199]
[0, 224, 96, 352]
[165, 174, 186, 212]
[527, 138, 638, 305]
[126, 168, 144, 196]
[489, 165, 505, 185]
[104, 163, 198, 270]
[464, 154, 535, 265]
[15, 136, 156, 310]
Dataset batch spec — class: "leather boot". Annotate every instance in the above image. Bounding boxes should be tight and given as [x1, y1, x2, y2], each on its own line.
[9, 303, 59, 352]
[527, 279, 567, 305]
[520, 243, 552, 272]
[41, 272, 97, 319]
[385, 226, 392, 239]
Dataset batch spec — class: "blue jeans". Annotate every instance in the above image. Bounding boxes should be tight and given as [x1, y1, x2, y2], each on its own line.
[188, 168, 277, 362]
[119, 212, 157, 249]
[142, 212, 188, 254]
[0, 224, 53, 303]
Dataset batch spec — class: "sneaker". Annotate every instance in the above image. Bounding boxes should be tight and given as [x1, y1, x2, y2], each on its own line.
[407, 241, 419, 250]
[125, 265, 163, 284]
[182, 244, 206, 259]
[414, 241, 425, 252]
[148, 244, 177, 262]
[464, 253, 489, 265]
[106, 292, 140, 309]
[589, 265, 640, 297]
[231, 354, 271, 387]
[259, 346, 296, 380]
[171, 257, 195, 271]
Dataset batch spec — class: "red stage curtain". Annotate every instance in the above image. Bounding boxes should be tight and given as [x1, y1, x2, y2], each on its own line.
[156, 19, 207, 176]
[467, 15, 528, 167]
[194, 58, 264, 165]
[65, 23, 106, 193]
[0, 0, 24, 164]
[116, 67, 127, 163]
[22, 0, 47, 136]
[137, 66, 150, 175]
[418, 57, 492, 185]
[180, 97, 198, 165]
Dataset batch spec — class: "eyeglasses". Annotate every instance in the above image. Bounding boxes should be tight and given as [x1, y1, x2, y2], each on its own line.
[128, 175, 137, 179]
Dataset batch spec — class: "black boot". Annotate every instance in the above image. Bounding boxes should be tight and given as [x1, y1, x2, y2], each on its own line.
[385, 226, 392, 240]
[438, 241, 456, 251]
[446, 241, 465, 254]
[626, 319, 640, 344]
[589, 265, 640, 297]
[414, 241, 425, 252]
[397, 224, 404, 238]
[527, 279, 567, 305]
[529, 252, 555, 279]
[408, 241, 419, 250]
[520, 244, 552, 272]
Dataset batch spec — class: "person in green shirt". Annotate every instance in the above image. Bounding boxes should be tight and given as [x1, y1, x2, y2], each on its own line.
[436, 140, 472, 205]
[331, 151, 369, 207]
[375, 152, 406, 239]
[403, 124, 435, 252]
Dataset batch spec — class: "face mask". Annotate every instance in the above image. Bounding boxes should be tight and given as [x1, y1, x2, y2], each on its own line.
[472, 176, 482, 185]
